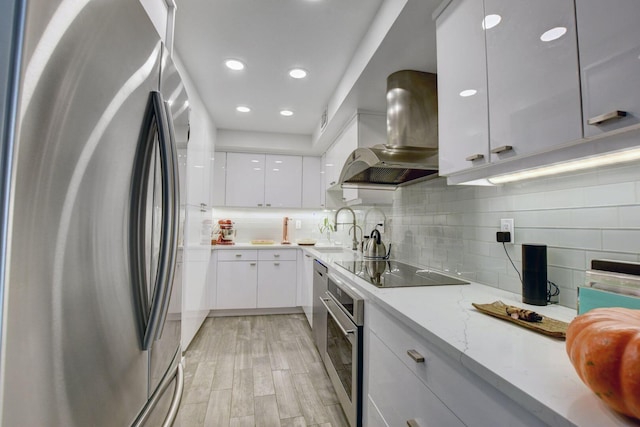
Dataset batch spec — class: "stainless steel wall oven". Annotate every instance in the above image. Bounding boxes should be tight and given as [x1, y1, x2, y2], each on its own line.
[320, 272, 364, 427]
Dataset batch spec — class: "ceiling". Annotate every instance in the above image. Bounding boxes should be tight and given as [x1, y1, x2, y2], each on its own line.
[174, 0, 440, 149]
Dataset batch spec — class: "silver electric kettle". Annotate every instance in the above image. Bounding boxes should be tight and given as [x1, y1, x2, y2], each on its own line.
[364, 229, 390, 259]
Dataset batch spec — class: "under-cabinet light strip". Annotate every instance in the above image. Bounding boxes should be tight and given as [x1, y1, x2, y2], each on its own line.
[488, 147, 640, 184]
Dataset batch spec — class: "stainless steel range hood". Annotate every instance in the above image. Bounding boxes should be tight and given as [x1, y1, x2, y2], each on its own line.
[338, 70, 438, 189]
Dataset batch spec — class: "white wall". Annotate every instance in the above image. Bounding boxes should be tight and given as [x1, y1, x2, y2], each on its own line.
[138, 0, 168, 41]
[388, 160, 640, 309]
[217, 130, 313, 155]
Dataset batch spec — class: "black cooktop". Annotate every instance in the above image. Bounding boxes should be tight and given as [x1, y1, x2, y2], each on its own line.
[334, 259, 469, 288]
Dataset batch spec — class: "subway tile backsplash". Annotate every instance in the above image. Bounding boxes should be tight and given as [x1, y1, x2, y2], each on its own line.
[389, 161, 640, 309]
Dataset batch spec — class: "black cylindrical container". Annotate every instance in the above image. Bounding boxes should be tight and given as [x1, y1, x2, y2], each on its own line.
[522, 244, 547, 306]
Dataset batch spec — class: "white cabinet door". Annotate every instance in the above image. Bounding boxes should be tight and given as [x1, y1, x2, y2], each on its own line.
[368, 331, 465, 427]
[264, 154, 302, 208]
[436, 0, 489, 175]
[257, 260, 297, 308]
[216, 260, 258, 309]
[186, 145, 208, 207]
[336, 118, 358, 202]
[211, 151, 226, 206]
[576, 0, 640, 136]
[484, 0, 582, 161]
[302, 156, 322, 208]
[225, 152, 265, 207]
[300, 252, 314, 326]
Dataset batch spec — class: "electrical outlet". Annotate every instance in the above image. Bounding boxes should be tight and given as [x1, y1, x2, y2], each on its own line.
[500, 218, 514, 243]
[295, 220, 302, 230]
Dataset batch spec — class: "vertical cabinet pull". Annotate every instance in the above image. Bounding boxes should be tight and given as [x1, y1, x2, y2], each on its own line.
[465, 153, 484, 162]
[407, 349, 425, 363]
[407, 420, 421, 427]
[588, 110, 627, 125]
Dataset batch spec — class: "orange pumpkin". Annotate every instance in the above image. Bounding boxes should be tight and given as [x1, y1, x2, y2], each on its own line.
[566, 307, 640, 419]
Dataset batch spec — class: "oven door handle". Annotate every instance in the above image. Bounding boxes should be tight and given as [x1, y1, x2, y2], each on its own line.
[319, 297, 356, 337]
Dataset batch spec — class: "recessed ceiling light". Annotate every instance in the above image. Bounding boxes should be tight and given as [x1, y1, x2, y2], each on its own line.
[482, 14, 502, 30]
[280, 110, 294, 117]
[540, 27, 567, 42]
[236, 106, 251, 113]
[289, 68, 308, 79]
[459, 89, 477, 97]
[225, 59, 245, 71]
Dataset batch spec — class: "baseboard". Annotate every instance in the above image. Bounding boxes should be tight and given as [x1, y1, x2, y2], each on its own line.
[208, 307, 304, 317]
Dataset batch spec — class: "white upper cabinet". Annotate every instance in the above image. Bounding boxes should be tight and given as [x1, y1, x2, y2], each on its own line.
[211, 151, 226, 206]
[222, 152, 304, 208]
[484, 0, 582, 161]
[302, 156, 322, 208]
[575, 0, 640, 137]
[225, 152, 266, 207]
[436, 0, 489, 175]
[264, 154, 303, 208]
[437, 0, 640, 183]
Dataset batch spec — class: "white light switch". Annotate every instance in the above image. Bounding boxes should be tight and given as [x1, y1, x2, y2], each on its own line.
[295, 220, 302, 229]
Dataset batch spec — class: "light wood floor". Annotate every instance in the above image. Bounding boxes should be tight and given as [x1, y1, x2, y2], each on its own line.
[177, 314, 349, 427]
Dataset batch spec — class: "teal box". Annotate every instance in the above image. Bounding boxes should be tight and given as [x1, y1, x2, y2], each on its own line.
[578, 286, 640, 314]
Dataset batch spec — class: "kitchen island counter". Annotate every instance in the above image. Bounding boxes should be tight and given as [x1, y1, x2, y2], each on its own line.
[301, 247, 637, 427]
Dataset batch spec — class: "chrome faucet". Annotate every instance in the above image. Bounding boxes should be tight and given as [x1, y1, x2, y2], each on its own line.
[349, 225, 364, 252]
[334, 207, 359, 251]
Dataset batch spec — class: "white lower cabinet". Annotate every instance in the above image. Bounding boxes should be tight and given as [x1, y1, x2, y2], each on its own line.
[257, 260, 297, 308]
[214, 249, 298, 310]
[368, 331, 465, 427]
[366, 395, 389, 427]
[366, 302, 543, 427]
[300, 252, 314, 326]
[216, 258, 258, 309]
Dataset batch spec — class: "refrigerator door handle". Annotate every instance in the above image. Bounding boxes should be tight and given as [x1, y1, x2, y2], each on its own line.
[154, 100, 180, 341]
[131, 360, 184, 427]
[161, 362, 184, 427]
[130, 91, 174, 351]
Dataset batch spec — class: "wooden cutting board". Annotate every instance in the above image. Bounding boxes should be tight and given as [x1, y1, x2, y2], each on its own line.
[472, 300, 569, 339]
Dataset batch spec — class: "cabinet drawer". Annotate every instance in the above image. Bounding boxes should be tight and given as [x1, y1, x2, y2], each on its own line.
[366, 395, 389, 427]
[257, 250, 297, 261]
[369, 303, 541, 427]
[216, 250, 258, 261]
[368, 331, 465, 427]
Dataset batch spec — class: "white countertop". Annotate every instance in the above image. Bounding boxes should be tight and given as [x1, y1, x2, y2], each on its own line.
[299, 246, 638, 427]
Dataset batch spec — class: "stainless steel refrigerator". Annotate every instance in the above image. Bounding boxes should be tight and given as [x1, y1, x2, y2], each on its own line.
[0, 0, 188, 425]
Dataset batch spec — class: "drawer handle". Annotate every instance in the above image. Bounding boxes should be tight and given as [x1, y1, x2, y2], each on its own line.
[274, 254, 280, 257]
[274, 262, 280, 266]
[465, 153, 484, 162]
[588, 110, 627, 125]
[490, 145, 513, 154]
[330, 181, 336, 186]
[266, 203, 271, 207]
[250, 262, 256, 266]
[407, 420, 421, 427]
[258, 203, 263, 207]
[235, 254, 242, 257]
[407, 349, 425, 363]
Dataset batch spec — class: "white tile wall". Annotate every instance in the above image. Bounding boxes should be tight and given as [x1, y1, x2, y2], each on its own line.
[389, 161, 640, 309]
[210, 207, 390, 247]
